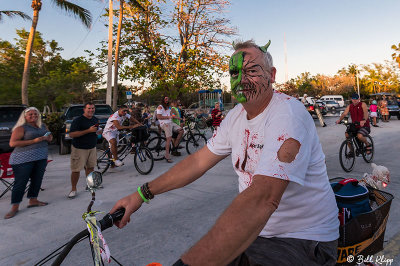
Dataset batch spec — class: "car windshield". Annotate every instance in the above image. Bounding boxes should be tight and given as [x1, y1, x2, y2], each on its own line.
[387, 100, 397, 106]
[0, 108, 25, 123]
[95, 106, 113, 115]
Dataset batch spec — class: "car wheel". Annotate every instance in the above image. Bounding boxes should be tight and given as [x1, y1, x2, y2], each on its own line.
[59, 137, 71, 155]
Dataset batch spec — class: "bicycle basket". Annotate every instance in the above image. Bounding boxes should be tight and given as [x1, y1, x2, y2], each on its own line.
[330, 177, 394, 265]
[131, 126, 149, 143]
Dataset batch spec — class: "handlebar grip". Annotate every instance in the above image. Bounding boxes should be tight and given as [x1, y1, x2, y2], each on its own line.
[98, 208, 126, 231]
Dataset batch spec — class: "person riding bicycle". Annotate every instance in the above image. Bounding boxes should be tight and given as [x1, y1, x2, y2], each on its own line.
[157, 96, 184, 162]
[110, 40, 339, 265]
[102, 105, 142, 167]
[336, 93, 372, 156]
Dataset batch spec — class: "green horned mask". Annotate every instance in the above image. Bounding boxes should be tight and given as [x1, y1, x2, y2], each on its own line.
[229, 40, 271, 103]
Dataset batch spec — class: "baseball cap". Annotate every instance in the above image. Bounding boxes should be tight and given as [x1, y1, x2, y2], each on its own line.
[351, 93, 360, 100]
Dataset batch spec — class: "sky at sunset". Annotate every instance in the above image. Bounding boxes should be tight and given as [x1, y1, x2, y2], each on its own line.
[1, 0, 399, 84]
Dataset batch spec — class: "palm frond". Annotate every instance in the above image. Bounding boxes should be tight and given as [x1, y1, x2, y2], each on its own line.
[127, 0, 146, 11]
[0, 10, 32, 22]
[52, 0, 92, 28]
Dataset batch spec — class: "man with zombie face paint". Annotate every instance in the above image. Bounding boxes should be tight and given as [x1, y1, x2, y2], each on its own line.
[110, 40, 339, 265]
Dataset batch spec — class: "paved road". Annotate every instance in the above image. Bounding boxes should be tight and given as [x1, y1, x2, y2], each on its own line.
[0, 116, 399, 266]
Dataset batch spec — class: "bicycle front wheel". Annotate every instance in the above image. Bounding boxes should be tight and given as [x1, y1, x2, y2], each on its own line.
[97, 149, 111, 174]
[362, 135, 374, 163]
[147, 136, 166, 161]
[134, 147, 154, 175]
[339, 139, 355, 172]
[186, 133, 207, 154]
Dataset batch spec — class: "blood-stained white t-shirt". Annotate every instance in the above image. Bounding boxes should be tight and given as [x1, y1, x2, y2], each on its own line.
[156, 105, 172, 126]
[103, 111, 131, 134]
[207, 91, 339, 241]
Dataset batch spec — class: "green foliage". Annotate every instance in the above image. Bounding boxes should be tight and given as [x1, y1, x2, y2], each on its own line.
[391, 43, 400, 68]
[0, 29, 100, 110]
[98, 0, 235, 98]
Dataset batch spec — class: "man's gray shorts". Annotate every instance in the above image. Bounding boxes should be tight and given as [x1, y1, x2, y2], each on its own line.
[228, 237, 338, 266]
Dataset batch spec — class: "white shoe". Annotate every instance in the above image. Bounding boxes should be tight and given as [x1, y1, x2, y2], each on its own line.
[68, 190, 77, 199]
[114, 159, 124, 167]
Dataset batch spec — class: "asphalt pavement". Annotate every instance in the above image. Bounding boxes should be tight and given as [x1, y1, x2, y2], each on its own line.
[0, 116, 399, 266]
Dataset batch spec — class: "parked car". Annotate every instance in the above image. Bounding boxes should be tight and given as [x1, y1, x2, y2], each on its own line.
[58, 104, 114, 155]
[321, 100, 340, 111]
[319, 95, 345, 107]
[0, 105, 26, 153]
[387, 100, 400, 119]
[315, 101, 328, 115]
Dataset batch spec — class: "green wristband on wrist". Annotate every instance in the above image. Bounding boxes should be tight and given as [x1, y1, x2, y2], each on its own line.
[137, 186, 149, 203]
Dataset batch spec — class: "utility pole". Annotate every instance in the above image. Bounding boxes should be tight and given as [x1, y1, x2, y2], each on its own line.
[106, 0, 113, 106]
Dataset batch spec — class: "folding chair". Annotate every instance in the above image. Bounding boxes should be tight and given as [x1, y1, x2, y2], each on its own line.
[0, 152, 52, 199]
[0, 152, 15, 199]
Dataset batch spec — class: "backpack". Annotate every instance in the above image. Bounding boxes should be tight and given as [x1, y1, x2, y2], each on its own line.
[331, 178, 372, 225]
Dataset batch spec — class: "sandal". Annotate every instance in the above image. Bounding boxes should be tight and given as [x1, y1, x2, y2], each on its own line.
[4, 210, 19, 219]
[27, 201, 48, 208]
[165, 157, 173, 163]
[365, 144, 372, 155]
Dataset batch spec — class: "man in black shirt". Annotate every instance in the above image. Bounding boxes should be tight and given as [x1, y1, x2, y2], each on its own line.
[68, 102, 100, 199]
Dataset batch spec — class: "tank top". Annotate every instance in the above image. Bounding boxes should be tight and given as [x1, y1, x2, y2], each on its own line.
[9, 124, 48, 165]
[349, 102, 370, 128]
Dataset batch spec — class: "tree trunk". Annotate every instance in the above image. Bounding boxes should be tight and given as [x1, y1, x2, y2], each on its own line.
[21, 0, 41, 105]
[106, 0, 114, 106]
[113, 0, 124, 110]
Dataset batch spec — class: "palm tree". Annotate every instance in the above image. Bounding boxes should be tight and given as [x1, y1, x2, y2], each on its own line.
[0, 11, 32, 21]
[21, 0, 92, 105]
[110, 0, 144, 109]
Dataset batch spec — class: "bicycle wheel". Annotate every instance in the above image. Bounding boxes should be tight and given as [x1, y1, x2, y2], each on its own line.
[186, 133, 207, 154]
[147, 136, 166, 161]
[196, 118, 207, 129]
[96, 149, 111, 174]
[101, 137, 127, 154]
[134, 147, 154, 175]
[339, 139, 355, 172]
[362, 135, 374, 163]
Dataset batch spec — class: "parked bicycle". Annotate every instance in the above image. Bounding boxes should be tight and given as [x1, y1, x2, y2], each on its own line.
[146, 115, 207, 161]
[35, 172, 126, 266]
[97, 126, 154, 175]
[339, 118, 374, 172]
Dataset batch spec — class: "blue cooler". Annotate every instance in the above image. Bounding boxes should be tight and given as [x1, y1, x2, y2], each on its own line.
[331, 178, 372, 220]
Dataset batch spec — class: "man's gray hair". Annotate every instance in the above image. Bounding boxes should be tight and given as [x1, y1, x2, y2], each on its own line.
[233, 40, 274, 71]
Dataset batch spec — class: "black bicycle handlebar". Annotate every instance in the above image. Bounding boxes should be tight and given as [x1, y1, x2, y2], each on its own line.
[50, 209, 125, 266]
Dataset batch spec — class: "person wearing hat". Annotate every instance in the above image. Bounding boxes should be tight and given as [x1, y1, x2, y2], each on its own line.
[336, 93, 372, 156]
[369, 100, 379, 127]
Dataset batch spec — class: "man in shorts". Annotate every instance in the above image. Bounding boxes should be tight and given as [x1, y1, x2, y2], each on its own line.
[157, 96, 183, 162]
[68, 102, 101, 199]
[103, 105, 142, 166]
[110, 40, 339, 265]
[336, 93, 371, 156]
